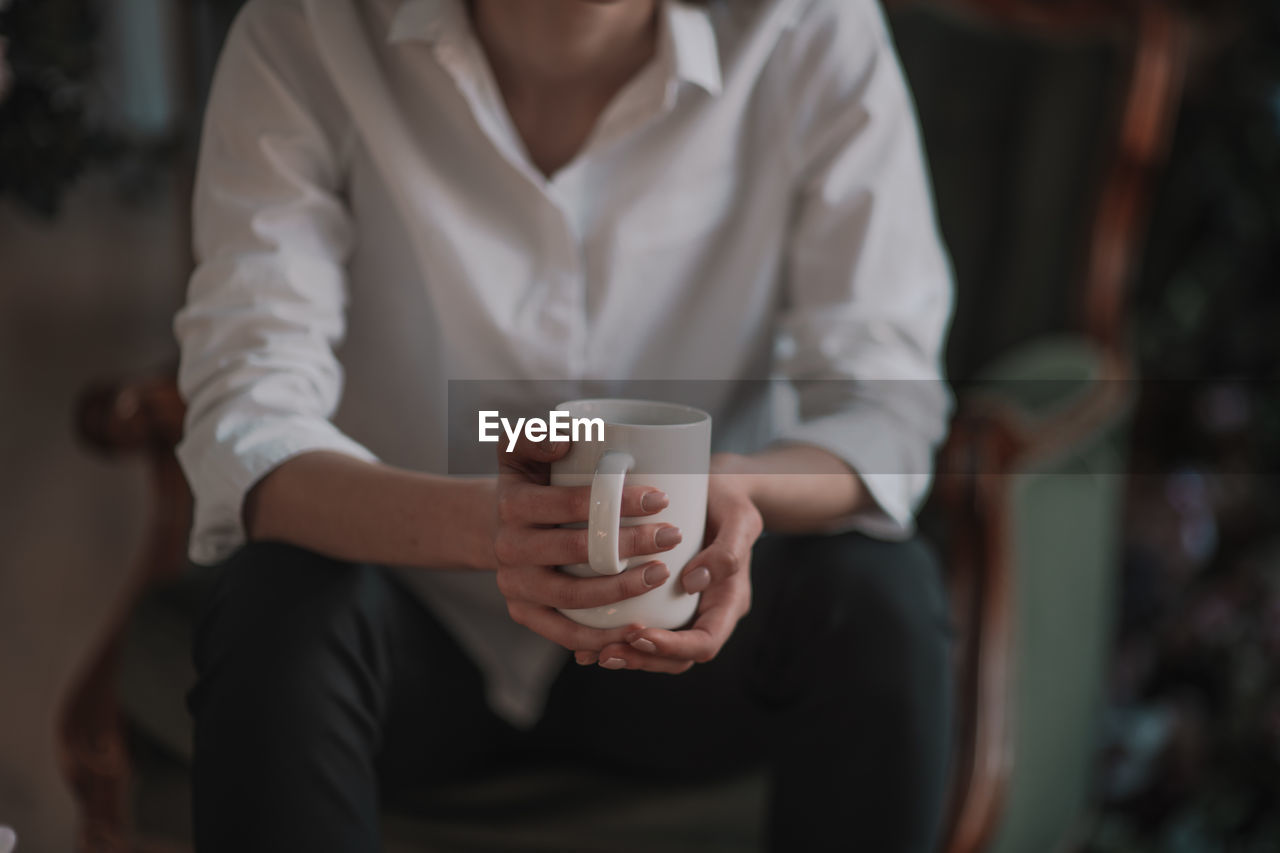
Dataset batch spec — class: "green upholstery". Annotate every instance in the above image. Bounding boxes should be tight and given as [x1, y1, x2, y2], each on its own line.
[970, 337, 1129, 853]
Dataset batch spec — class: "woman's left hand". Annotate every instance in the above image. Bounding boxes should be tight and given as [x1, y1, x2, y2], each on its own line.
[576, 454, 763, 673]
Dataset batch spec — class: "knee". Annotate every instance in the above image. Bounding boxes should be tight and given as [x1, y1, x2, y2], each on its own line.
[190, 542, 393, 711]
[779, 534, 951, 662]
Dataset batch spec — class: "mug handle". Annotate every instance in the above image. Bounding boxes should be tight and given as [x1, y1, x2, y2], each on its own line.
[587, 450, 636, 575]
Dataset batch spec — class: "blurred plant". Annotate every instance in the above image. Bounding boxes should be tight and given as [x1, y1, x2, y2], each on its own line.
[1086, 1, 1280, 850]
[0, 0, 114, 218]
[1133, 0, 1280, 465]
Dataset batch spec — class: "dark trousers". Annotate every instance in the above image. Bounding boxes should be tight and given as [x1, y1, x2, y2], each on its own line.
[188, 532, 953, 852]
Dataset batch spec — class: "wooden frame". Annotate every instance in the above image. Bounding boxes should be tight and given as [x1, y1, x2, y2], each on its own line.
[58, 1, 1189, 850]
[926, 2, 1190, 851]
[63, 378, 190, 853]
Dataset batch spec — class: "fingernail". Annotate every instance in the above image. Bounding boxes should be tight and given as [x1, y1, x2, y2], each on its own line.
[630, 638, 657, 654]
[641, 490, 669, 512]
[684, 566, 712, 594]
[576, 651, 598, 666]
[600, 657, 627, 670]
[642, 562, 669, 587]
[655, 527, 682, 549]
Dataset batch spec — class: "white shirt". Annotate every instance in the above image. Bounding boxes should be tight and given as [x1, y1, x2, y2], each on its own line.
[175, 0, 954, 727]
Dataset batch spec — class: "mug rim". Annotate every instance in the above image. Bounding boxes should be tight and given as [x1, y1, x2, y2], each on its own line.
[554, 398, 711, 428]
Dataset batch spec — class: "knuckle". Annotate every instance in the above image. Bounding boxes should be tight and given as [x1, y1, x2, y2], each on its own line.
[565, 626, 593, 650]
[568, 531, 591, 564]
[492, 531, 520, 567]
[619, 487, 639, 514]
[693, 647, 717, 664]
[567, 488, 591, 520]
[625, 571, 648, 597]
[616, 526, 638, 556]
[557, 579, 587, 610]
[632, 525, 658, 554]
[495, 489, 520, 524]
[720, 552, 742, 576]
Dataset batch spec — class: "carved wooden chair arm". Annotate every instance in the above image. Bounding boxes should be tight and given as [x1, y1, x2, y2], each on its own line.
[65, 373, 191, 853]
[77, 374, 186, 458]
[936, 353, 1134, 853]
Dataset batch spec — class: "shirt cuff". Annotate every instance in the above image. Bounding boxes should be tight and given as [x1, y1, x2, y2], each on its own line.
[776, 410, 935, 540]
[178, 418, 379, 565]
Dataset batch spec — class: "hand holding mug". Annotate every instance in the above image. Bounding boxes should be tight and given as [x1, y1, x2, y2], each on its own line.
[549, 399, 711, 630]
[491, 435, 685, 652]
[577, 459, 763, 673]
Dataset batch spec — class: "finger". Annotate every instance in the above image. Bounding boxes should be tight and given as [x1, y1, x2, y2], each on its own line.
[497, 482, 669, 526]
[679, 506, 760, 593]
[620, 485, 671, 518]
[505, 602, 642, 652]
[493, 523, 680, 568]
[594, 642, 696, 674]
[623, 601, 739, 664]
[498, 561, 670, 610]
[497, 434, 570, 483]
[618, 522, 682, 559]
[679, 543, 744, 593]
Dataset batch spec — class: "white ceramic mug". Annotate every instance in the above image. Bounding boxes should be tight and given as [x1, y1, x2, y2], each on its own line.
[550, 399, 711, 630]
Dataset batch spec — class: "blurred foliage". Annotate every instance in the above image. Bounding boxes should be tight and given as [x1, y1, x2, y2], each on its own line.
[1133, 0, 1280, 465]
[0, 0, 119, 218]
[1086, 1, 1280, 851]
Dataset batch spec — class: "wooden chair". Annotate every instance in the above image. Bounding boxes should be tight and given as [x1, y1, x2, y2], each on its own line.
[60, 0, 1190, 850]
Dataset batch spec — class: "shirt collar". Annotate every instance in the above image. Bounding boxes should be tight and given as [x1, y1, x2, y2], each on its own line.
[662, 1, 723, 97]
[387, 0, 723, 97]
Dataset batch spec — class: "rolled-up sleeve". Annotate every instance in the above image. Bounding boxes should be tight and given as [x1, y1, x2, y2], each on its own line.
[174, 2, 376, 565]
[775, 0, 954, 537]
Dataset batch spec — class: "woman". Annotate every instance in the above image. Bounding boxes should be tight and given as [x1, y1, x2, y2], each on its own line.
[177, 0, 955, 849]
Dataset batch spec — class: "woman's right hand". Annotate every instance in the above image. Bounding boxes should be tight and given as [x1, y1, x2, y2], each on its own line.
[490, 436, 682, 652]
